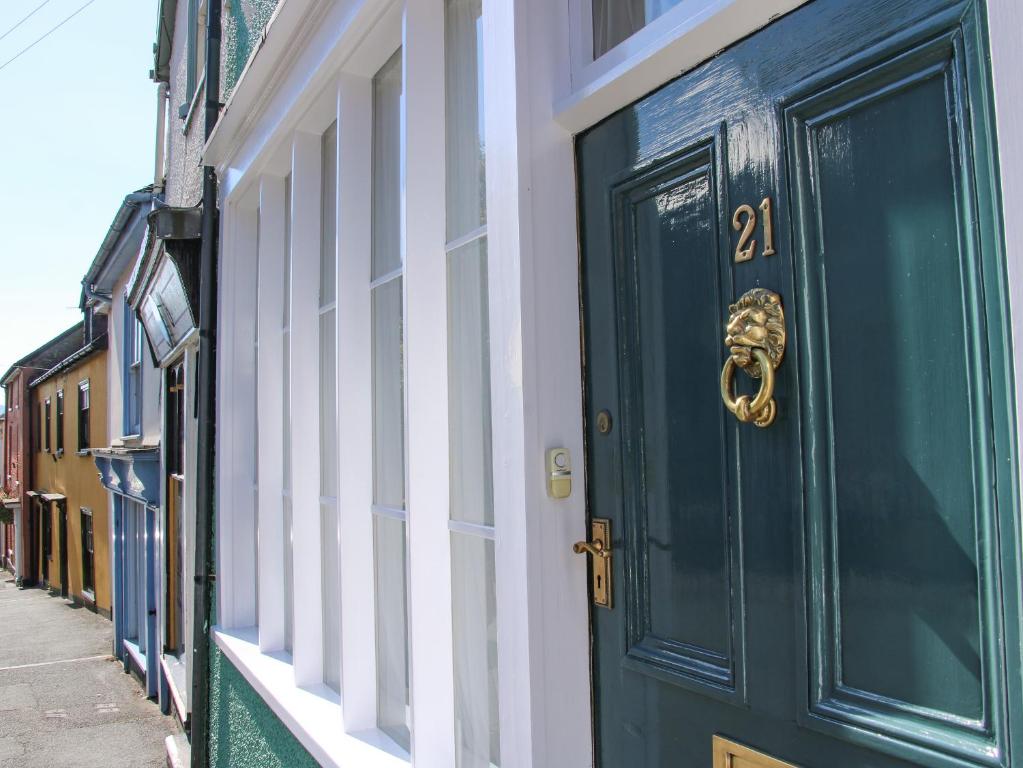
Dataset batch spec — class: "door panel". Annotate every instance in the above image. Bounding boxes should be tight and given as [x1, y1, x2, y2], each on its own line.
[615, 138, 745, 696]
[787, 21, 1007, 765]
[578, 1, 1019, 767]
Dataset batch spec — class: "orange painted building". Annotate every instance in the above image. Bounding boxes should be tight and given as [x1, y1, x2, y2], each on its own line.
[28, 328, 110, 615]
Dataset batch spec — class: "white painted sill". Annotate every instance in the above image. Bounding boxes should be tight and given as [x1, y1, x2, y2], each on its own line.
[123, 639, 147, 674]
[161, 654, 189, 724]
[213, 627, 410, 768]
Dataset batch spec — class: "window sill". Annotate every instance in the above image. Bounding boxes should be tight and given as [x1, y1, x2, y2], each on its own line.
[180, 70, 206, 134]
[160, 653, 189, 723]
[76, 450, 90, 457]
[213, 627, 410, 768]
[123, 639, 147, 673]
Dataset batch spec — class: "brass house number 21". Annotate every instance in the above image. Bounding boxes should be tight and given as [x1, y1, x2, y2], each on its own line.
[732, 197, 776, 262]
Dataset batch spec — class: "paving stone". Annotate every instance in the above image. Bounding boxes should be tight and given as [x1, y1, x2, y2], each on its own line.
[0, 571, 179, 767]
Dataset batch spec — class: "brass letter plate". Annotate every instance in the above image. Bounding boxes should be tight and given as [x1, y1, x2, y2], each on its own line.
[713, 736, 800, 768]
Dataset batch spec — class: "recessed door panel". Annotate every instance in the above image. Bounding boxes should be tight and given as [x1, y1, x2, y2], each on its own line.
[787, 22, 1006, 765]
[611, 140, 744, 694]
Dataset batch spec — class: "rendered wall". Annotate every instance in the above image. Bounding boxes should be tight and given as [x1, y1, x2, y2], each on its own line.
[222, 0, 281, 99]
[208, 645, 319, 768]
[30, 351, 111, 612]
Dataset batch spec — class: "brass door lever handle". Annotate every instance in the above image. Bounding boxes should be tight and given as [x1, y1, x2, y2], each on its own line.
[573, 539, 610, 558]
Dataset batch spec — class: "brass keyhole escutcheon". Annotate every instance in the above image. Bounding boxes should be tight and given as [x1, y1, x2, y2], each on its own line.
[574, 519, 612, 609]
[720, 288, 785, 428]
[596, 410, 613, 435]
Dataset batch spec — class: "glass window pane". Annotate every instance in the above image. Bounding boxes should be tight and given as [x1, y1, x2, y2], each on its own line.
[374, 514, 410, 751]
[372, 278, 405, 510]
[321, 122, 338, 307]
[321, 501, 341, 693]
[592, 0, 682, 58]
[452, 533, 500, 768]
[283, 329, 291, 492]
[372, 49, 403, 280]
[320, 309, 338, 498]
[284, 493, 294, 655]
[447, 238, 493, 526]
[445, 0, 486, 241]
[284, 172, 292, 325]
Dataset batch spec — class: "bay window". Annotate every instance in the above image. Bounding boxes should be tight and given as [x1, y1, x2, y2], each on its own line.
[215, 2, 505, 765]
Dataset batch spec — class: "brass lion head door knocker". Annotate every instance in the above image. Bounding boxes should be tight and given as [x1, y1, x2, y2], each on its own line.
[720, 288, 785, 428]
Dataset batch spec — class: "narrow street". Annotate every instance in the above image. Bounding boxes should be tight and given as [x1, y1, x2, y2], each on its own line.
[0, 572, 177, 768]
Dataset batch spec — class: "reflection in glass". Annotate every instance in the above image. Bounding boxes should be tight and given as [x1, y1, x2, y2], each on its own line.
[592, 0, 683, 58]
[452, 533, 500, 768]
[374, 514, 410, 750]
[447, 239, 493, 527]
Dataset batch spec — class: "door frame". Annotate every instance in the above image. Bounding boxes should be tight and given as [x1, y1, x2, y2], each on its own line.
[57, 499, 68, 598]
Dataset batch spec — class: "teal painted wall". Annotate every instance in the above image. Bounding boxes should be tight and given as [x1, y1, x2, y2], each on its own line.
[208, 645, 320, 768]
[222, 0, 281, 99]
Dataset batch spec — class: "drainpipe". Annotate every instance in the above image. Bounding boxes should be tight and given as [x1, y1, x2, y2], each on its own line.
[154, 82, 168, 196]
[190, 0, 221, 765]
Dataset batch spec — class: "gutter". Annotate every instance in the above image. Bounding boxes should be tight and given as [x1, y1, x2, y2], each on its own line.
[190, 0, 222, 764]
[28, 334, 109, 388]
[81, 189, 154, 309]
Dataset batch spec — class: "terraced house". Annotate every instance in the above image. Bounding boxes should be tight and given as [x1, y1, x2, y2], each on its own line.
[138, 0, 1023, 766]
[27, 318, 109, 613]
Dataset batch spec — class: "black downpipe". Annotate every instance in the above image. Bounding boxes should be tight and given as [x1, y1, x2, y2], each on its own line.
[190, 0, 221, 765]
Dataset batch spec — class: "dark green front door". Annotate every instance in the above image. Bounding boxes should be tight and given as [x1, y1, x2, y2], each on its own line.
[577, 1, 1021, 767]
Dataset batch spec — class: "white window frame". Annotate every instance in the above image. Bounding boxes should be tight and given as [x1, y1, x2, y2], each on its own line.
[211, 0, 1023, 767]
[559, 0, 808, 132]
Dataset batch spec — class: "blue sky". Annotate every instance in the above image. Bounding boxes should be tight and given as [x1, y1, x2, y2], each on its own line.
[0, 0, 157, 407]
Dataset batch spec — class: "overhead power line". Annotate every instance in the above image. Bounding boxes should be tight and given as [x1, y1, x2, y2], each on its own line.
[0, 0, 99, 73]
[0, 0, 53, 43]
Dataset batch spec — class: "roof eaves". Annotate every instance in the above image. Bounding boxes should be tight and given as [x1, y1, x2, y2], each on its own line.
[153, 0, 179, 83]
[28, 334, 108, 389]
[0, 323, 85, 387]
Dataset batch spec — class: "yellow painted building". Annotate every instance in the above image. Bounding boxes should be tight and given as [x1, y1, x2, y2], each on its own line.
[30, 338, 109, 615]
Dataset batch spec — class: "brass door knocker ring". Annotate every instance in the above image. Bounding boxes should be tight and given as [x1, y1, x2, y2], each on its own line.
[719, 288, 785, 428]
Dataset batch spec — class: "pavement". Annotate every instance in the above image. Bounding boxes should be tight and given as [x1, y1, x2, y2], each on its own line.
[0, 570, 179, 768]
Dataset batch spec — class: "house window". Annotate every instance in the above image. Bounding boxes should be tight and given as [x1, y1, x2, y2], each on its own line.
[55, 390, 64, 455]
[282, 173, 294, 656]
[125, 299, 143, 436]
[592, 0, 683, 57]
[371, 47, 411, 752]
[81, 507, 94, 594]
[36, 401, 42, 453]
[445, 0, 501, 763]
[166, 361, 186, 656]
[44, 398, 51, 453]
[181, 0, 208, 118]
[320, 120, 341, 693]
[77, 380, 90, 451]
[214, 8, 513, 763]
